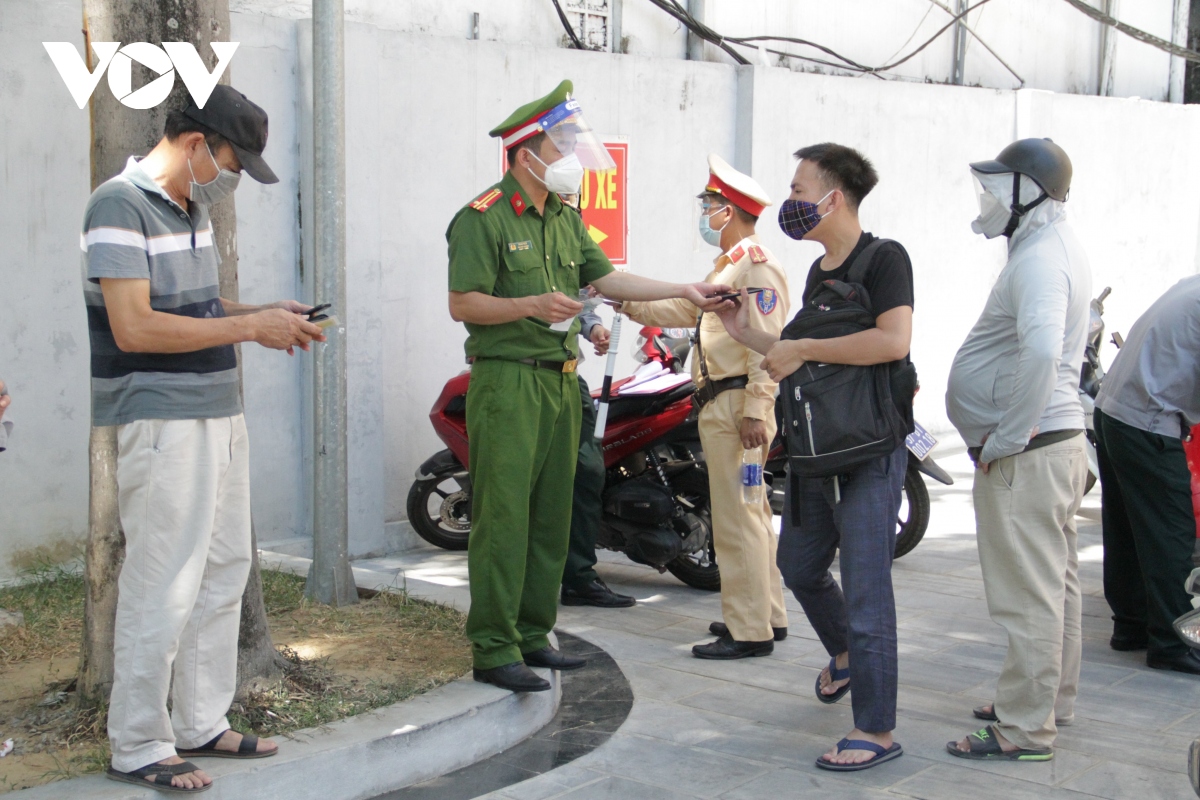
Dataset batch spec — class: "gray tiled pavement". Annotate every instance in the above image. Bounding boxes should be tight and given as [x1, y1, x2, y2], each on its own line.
[357, 445, 1199, 799]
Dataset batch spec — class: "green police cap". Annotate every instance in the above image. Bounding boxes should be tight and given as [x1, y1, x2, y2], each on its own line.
[490, 80, 574, 148]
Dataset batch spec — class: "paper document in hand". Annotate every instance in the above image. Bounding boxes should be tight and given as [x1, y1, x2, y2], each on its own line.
[618, 373, 692, 395]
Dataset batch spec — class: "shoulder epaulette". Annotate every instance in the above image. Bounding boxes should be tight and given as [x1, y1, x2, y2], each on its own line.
[748, 245, 768, 264]
[469, 188, 504, 213]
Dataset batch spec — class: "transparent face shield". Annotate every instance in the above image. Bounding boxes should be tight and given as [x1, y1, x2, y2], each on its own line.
[539, 99, 616, 172]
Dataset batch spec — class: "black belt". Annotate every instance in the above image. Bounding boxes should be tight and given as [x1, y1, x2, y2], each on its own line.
[516, 358, 577, 373]
[693, 375, 749, 410]
[968, 429, 1084, 464]
[471, 357, 578, 373]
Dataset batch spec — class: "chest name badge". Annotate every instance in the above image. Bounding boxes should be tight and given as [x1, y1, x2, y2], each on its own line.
[507, 241, 533, 252]
[756, 288, 778, 315]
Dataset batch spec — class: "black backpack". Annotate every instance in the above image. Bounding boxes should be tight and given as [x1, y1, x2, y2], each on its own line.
[779, 239, 917, 481]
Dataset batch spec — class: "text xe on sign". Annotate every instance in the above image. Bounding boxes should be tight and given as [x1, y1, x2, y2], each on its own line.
[579, 141, 628, 266]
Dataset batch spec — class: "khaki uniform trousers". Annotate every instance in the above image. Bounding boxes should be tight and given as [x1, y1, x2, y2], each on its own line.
[699, 387, 787, 642]
[973, 434, 1087, 750]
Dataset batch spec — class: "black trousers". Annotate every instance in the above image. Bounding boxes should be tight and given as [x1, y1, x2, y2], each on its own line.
[1094, 408, 1196, 657]
[562, 376, 606, 590]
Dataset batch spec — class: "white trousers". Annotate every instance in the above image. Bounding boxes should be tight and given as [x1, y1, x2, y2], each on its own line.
[107, 415, 252, 772]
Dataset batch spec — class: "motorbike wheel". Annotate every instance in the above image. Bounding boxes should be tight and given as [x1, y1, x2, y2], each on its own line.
[406, 474, 471, 551]
[894, 462, 930, 560]
[664, 469, 721, 592]
[665, 541, 721, 592]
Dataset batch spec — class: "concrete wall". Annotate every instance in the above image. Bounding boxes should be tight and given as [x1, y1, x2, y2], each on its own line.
[0, 0, 94, 570]
[229, 0, 1187, 100]
[3, 2, 1200, 576]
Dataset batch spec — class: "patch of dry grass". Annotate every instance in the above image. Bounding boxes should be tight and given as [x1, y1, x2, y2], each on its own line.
[0, 567, 470, 793]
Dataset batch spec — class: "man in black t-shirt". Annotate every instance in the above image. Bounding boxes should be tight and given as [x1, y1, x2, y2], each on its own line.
[717, 143, 913, 773]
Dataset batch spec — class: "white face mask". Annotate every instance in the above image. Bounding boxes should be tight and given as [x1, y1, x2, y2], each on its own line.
[527, 151, 584, 195]
[188, 141, 241, 205]
[971, 190, 1011, 239]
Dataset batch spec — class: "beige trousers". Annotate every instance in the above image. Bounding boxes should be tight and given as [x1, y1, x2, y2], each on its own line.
[699, 388, 787, 642]
[107, 416, 252, 772]
[973, 433, 1087, 750]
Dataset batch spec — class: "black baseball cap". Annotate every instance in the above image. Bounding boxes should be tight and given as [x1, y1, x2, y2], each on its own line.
[184, 84, 279, 184]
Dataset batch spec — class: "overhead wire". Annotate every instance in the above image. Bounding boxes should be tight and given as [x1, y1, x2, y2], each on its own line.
[549, 0, 587, 50]
[1056, 0, 1200, 63]
[924, 0, 1024, 86]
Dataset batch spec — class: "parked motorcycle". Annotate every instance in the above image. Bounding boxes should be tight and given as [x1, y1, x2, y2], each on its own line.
[1172, 567, 1200, 796]
[409, 323, 949, 588]
[408, 326, 719, 590]
[1079, 286, 1113, 494]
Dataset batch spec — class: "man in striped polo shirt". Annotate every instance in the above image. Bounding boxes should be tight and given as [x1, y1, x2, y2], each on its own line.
[84, 86, 323, 793]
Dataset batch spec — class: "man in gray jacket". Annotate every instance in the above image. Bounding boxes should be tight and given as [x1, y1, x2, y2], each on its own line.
[1094, 276, 1200, 673]
[945, 139, 1091, 763]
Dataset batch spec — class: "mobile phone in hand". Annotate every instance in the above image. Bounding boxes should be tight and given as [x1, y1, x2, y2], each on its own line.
[713, 287, 767, 301]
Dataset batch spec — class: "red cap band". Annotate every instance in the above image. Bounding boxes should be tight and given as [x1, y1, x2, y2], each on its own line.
[705, 173, 766, 217]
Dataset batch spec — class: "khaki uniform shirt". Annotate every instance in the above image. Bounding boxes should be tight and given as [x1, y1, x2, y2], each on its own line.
[446, 170, 615, 361]
[623, 237, 789, 421]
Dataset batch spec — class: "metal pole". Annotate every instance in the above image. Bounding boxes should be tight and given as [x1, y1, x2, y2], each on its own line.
[950, 0, 968, 85]
[686, 0, 705, 61]
[1098, 0, 1119, 96]
[1170, 0, 1188, 102]
[308, 0, 357, 606]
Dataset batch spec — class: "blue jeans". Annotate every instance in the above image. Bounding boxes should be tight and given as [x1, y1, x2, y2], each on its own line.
[777, 444, 906, 733]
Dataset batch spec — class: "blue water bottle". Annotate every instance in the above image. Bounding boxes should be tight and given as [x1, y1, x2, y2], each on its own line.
[741, 448, 763, 504]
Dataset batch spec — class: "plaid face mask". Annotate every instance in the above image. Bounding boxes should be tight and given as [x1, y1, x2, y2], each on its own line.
[777, 190, 832, 240]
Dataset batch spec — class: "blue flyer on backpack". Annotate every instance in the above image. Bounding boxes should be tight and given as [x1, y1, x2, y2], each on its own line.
[906, 421, 937, 461]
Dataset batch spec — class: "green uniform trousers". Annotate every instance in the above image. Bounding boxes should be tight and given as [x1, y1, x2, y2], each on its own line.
[1095, 408, 1196, 658]
[465, 359, 581, 669]
[563, 375, 606, 590]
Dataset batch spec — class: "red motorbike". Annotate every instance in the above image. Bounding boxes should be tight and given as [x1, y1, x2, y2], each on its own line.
[407, 325, 948, 589]
[407, 326, 720, 590]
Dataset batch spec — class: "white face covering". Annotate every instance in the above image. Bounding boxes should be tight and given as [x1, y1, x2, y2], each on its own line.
[188, 141, 241, 205]
[971, 190, 1011, 239]
[527, 150, 585, 195]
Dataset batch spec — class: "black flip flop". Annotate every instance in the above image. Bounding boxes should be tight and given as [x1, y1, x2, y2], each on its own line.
[177, 730, 275, 760]
[815, 738, 903, 771]
[946, 726, 1053, 761]
[815, 656, 850, 704]
[973, 704, 998, 722]
[106, 760, 210, 793]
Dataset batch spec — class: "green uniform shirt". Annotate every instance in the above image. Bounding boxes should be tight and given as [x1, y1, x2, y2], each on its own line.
[447, 170, 615, 361]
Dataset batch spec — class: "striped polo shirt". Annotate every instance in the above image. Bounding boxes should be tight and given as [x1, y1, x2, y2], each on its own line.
[82, 156, 241, 426]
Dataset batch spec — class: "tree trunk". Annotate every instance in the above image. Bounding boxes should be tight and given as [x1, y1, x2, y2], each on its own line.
[78, 0, 283, 709]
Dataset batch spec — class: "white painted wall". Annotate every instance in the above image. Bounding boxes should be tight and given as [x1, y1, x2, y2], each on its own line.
[2, 2, 1200, 576]
[229, 0, 1185, 100]
[0, 0, 94, 570]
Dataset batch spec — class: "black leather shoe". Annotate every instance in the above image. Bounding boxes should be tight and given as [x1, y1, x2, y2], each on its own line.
[473, 662, 552, 692]
[709, 621, 787, 641]
[1110, 635, 1148, 651]
[523, 645, 587, 671]
[1147, 649, 1200, 675]
[692, 633, 773, 660]
[561, 579, 636, 608]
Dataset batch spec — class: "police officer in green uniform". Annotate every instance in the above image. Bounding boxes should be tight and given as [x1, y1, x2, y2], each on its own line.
[447, 80, 731, 692]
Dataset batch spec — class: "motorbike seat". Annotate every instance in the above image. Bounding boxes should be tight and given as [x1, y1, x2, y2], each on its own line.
[602, 382, 695, 423]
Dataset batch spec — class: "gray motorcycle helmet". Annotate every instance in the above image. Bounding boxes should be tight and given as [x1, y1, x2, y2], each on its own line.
[969, 138, 1072, 201]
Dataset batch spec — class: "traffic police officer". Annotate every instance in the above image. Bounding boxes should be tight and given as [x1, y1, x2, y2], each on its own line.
[622, 154, 791, 659]
[447, 81, 730, 691]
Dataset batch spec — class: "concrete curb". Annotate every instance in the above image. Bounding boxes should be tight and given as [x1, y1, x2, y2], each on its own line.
[20, 553, 560, 800]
